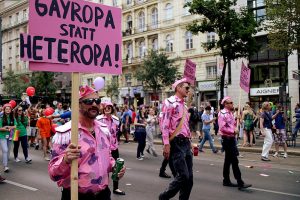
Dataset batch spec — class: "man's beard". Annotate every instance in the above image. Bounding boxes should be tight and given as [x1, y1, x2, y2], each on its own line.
[80, 107, 100, 119]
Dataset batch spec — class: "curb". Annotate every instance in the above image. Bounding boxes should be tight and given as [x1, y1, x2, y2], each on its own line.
[122, 138, 300, 156]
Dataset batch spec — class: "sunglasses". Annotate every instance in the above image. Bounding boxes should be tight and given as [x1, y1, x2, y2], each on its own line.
[183, 86, 190, 90]
[80, 98, 101, 105]
[226, 102, 233, 105]
[18, 109, 23, 112]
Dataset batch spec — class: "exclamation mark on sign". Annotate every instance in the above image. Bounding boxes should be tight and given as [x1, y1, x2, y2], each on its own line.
[115, 44, 119, 68]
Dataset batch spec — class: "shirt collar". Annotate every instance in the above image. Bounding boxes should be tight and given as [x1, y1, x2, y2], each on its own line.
[174, 95, 184, 103]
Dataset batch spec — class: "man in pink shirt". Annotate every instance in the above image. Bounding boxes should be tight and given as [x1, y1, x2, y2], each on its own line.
[218, 96, 251, 190]
[159, 78, 193, 200]
[48, 85, 125, 200]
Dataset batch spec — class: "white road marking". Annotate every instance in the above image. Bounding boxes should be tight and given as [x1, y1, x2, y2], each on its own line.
[251, 187, 300, 198]
[4, 180, 38, 191]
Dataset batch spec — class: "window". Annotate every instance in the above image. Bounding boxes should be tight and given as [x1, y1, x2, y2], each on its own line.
[16, 61, 20, 71]
[126, 43, 133, 59]
[165, 3, 173, 20]
[9, 16, 12, 25]
[166, 35, 173, 52]
[138, 11, 145, 32]
[23, 9, 27, 19]
[183, 0, 191, 15]
[16, 45, 19, 56]
[126, 15, 132, 33]
[125, 74, 132, 86]
[112, 0, 118, 6]
[9, 64, 12, 71]
[206, 63, 217, 79]
[248, 0, 266, 22]
[87, 78, 93, 86]
[185, 31, 193, 49]
[99, 0, 103, 3]
[152, 38, 158, 51]
[151, 8, 158, 29]
[127, 0, 132, 5]
[207, 32, 215, 43]
[16, 12, 19, 23]
[9, 46, 12, 59]
[138, 41, 145, 58]
[112, 76, 119, 84]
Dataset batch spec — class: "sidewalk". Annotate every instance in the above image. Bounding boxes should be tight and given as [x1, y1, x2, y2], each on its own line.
[123, 135, 300, 156]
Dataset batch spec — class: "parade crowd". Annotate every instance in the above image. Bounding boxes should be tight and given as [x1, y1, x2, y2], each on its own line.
[0, 79, 299, 200]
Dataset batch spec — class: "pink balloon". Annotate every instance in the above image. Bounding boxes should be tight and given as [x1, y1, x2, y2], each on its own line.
[93, 77, 105, 90]
[9, 100, 17, 108]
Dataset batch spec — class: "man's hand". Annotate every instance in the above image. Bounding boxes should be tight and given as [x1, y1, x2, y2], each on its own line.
[118, 166, 126, 179]
[63, 143, 81, 164]
[163, 144, 170, 160]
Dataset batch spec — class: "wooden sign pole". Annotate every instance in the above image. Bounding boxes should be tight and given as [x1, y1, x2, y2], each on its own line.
[237, 87, 242, 131]
[71, 72, 80, 200]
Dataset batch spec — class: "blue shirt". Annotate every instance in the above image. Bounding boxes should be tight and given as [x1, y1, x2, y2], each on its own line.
[202, 113, 211, 130]
[274, 112, 285, 129]
[261, 111, 273, 129]
[122, 111, 131, 124]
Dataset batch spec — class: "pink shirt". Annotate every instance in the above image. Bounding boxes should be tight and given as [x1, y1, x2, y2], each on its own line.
[48, 121, 115, 193]
[218, 108, 236, 137]
[97, 114, 119, 151]
[160, 95, 191, 145]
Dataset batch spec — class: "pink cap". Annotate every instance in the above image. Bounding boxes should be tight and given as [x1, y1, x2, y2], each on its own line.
[172, 78, 189, 90]
[221, 96, 232, 105]
[3, 103, 12, 109]
[79, 85, 97, 99]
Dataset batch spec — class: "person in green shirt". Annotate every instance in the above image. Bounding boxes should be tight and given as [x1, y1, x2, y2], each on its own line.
[0, 103, 16, 172]
[13, 106, 32, 163]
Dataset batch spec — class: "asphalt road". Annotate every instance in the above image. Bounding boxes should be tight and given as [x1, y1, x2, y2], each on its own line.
[0, 142, 300, 200]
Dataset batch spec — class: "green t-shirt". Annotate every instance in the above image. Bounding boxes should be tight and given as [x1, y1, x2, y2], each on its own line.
[16, 116, 28, 137]
[0, 116, 16, 139]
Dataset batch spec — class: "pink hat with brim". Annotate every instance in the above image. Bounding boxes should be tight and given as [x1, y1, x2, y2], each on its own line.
[79, 85, 97, 99]
[172, 78, 189, 90]
[104, 102, 113, 107]
[221, 96, 232, 105]
[3, 103, 12, 109]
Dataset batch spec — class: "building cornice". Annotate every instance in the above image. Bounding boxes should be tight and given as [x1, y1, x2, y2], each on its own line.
[0, 0, 28, 16]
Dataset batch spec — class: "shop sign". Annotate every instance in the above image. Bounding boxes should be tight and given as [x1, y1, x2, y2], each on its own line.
[198, 81, 216, 91]
[250, 87, 279, 96]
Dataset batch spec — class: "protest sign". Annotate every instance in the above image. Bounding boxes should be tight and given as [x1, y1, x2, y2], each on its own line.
[20, 0, 122, 74]
[240, 61, 251, 93]
[183, 59, 196, 86]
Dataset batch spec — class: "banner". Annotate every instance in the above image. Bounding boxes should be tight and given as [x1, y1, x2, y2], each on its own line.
[240, 61, 251, 93]
[183, 59, 196, 86]
[20, 0, 122, 74]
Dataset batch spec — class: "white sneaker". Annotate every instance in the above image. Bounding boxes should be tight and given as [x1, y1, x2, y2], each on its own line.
[15, 158, 21, 163]
[137, 157, 143, 161]
[44, 157, 50, 161]
[273, 152, 278, 157]
[4, 167, 9, 172]
[25, 157, 32, 163]
[283, 153, 288, 158]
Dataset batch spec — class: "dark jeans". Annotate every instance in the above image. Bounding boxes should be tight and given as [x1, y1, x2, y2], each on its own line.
[221, 136, 243, 185]
[111, 149, 120, 191]
[135, 129, 146, 158]
[293, 119, 300, 137]
[61, 187, 111, 200]
[160, 158, 176, 177]
[160, 137, 193, 200]
[13, 135, 28, 159]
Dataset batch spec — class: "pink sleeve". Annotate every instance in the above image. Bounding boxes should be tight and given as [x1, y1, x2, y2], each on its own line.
[161, 101, 172, 145]
[48, 143, 71, 182]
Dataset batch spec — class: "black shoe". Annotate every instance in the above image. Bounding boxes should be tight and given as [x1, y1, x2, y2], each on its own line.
[35, 144, 39, 150]
[261, 157, 271, 161]
[113, 189, 125, 195]
[159, 172, 171, 178]
[223, 182, 238, 187]
[146, 149, 151, 154]
[238, 183, 252, 190]
[159, 193, 169, 200]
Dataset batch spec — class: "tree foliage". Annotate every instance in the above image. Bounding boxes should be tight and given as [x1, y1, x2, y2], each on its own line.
[135, 50, 180, 95]
[186, 0, 259, 100]
[106, 78, 119, 100]
[265, 0, 300, 55]
[3, 70, 30, 97]
[30, 72, 57, 98]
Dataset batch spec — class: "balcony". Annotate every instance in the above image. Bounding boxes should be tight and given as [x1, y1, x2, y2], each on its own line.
[1, 17, 28, 31]
[122, 28, 133, 37]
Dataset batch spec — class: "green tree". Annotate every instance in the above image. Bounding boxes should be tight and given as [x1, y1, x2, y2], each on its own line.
[186, 0, 259, 101]
[30, 72, 57, 98]
[265, 0, 300, 72]
[3, 70, 30, 97]
[135, 50, 180, 99]
[106, 78, 119, 101]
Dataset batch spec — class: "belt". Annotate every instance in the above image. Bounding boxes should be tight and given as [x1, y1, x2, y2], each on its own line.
[221, 135, 235, 139]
